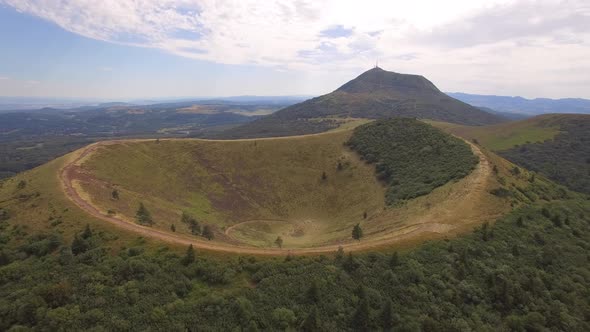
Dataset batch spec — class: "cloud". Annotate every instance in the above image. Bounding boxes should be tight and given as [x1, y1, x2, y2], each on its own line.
[2, 0, 590, 97]
[99, 66, 113, 72]
[414, 1, 590, 48]
[0, 76, 9, 80]
[1, 0, 523, 69]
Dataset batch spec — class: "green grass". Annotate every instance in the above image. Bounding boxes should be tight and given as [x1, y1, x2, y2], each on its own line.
[0, 154, 148, 252]
[79, 130, 387, 247]
[430, 115, 561, 151]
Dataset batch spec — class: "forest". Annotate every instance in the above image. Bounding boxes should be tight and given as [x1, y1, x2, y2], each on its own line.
[1, 195, 588, 330]
[347, 118, 479, 204]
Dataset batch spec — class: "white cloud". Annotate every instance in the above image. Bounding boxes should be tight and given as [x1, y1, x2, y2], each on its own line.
[0, 76, 9, 80]
[2, 0, 590, 97]
[0, 0, 529, 68]
[99, 66, 113, 72]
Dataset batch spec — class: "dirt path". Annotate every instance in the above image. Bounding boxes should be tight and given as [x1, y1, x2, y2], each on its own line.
[59, 135, 496, 256]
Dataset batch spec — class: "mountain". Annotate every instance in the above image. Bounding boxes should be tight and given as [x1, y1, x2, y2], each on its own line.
[448, 92, 590, 115]
[227, 67, 506, 138]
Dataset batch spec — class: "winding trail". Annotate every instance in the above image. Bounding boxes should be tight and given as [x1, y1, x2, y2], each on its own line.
[59, 134, 496, 256]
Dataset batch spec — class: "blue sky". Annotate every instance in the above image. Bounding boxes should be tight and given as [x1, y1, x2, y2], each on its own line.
[1, 1, 589, 99]
[0, 6, 339, 99]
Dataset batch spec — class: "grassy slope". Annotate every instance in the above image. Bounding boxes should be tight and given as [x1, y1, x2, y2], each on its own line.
[0, 155, 159, 254]
[432, 114, 590, 194]
[79, 129, 386, 248]
[431, 115, 562, 151]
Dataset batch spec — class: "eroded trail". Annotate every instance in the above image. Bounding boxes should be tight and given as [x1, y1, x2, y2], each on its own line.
[59, 136, 498, 255]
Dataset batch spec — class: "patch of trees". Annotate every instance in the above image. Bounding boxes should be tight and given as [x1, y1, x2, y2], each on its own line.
[181, 212, 214, 240]
[500, 117, 590, 194]
[0, 196, 589, 330]
[135, 202, 153, 226]
[347, 118, 478, 204]
[181, 212, 200, 235]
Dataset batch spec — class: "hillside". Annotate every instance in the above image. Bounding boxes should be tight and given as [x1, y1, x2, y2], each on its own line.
[227, 68, 505, 138]
[437, 114, 590, 194]
[57, 120, 507, 250]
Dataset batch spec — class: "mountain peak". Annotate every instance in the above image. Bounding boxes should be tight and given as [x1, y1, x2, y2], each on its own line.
[337, 67, 440, 94]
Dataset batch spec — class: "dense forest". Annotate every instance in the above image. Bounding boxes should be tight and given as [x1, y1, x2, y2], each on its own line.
[0, 195, 588, 330]
[500, 117, 590, 194]
[347, 118, 478, 204]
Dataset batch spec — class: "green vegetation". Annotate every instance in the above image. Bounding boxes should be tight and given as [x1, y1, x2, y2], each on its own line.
[434, 115, 561, 151]
[347, 118, 478, 204]
[440, 114, 590, 195]
[181, 212, 201, 235]
[352, 224, 363, 240]
[500, 115, 590, 194]
[0, 137, 94, 179]
[135, 203, 153, 226]
[0, 197, 588, 330]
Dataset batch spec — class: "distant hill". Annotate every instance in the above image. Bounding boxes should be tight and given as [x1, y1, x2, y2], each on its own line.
[476, 106, 530, 120]
[228, 67, 505, 138]
[449, 93, 590, 116]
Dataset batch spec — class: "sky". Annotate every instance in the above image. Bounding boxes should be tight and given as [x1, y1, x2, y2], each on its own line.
[0, 0, 589, 99]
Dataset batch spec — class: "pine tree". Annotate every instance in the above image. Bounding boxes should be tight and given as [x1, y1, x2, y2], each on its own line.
[81, 224, 92, 239]
[321, 171, 327, 180]
[202, 225, 214, 240]
[111, 189, 119, 200]
[71, 235, 88, 255]
[352, 223, 363, 240]
[181, 212, 200, 235]
[181, 244, 195, 266]
[170, 224, 176, 232]
[274, 236, 283, 248]
[135, 203, 153, 225]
